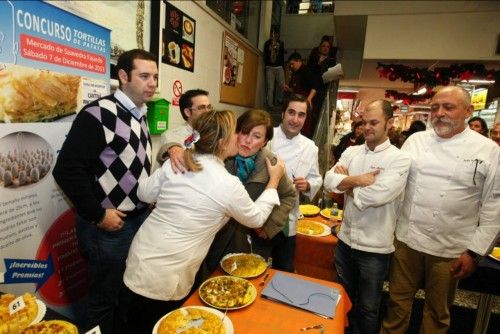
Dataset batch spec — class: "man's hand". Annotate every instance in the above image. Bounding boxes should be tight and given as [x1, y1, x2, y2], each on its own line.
[334, 165, 349, 176]
[283, 84, 291, 92]
[255, 228, 267, 239]
[98, 209, 126, 231]
[293, 176, 310, 193]
[337, 169, 379, 192]
[450, 252, 478, 279]
[356, 170, 380, 187]
[169, 146, 187, 174]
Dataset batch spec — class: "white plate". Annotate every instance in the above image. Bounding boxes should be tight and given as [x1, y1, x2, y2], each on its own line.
[320, 208, 343, 220]
[199, 276, 257, 310]
[152, 306, 233, 334]
[296, 220, 331, 237]
[29, 299, 47, 326]
[220, 253, 267, 278]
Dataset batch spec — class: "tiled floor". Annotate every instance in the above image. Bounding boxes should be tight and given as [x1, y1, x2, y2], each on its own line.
[380, 282, 499, 333]
[383, 281, 500, 313]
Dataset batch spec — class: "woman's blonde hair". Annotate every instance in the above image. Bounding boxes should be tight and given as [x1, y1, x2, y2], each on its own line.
[184, 109, 236, 172]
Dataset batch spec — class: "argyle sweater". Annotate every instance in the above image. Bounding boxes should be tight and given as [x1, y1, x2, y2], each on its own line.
[53, 94, 152, 223]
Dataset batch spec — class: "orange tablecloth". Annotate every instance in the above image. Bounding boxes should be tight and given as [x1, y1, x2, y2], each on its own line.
[294, 215, 339, 281]
[183, 269, 351, 333]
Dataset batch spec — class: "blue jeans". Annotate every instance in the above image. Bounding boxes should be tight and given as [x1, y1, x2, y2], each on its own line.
[75, 209, 149, 334]
[335, 239, 390, 334]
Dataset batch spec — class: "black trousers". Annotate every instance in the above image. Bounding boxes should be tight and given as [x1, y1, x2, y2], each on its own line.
[119, 286, 184, 334]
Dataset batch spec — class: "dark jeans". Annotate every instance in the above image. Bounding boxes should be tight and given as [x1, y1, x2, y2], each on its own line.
[75, 209, 149, 334]
[335, 239, 390, 334]
[273, 234, 296, 272]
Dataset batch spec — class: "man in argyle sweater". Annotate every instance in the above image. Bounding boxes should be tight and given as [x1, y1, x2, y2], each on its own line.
[53, 49, 158, 334]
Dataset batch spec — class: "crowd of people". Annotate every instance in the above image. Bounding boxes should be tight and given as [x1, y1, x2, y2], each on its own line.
[265, 29, 336, 138]
[52, 48, 499, 334]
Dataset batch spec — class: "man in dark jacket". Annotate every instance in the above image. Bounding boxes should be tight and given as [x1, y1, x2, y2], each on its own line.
[284, 52, 319, 138]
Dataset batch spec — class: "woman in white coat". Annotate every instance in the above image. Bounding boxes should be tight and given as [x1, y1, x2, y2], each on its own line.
[122, 109, 285, 333]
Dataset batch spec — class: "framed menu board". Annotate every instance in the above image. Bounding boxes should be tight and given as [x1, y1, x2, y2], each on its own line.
[162, 1, 195, 72]
[220, 31, 258, 107]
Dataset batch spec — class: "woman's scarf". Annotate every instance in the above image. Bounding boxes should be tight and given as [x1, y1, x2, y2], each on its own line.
[235, 153, 258, 183]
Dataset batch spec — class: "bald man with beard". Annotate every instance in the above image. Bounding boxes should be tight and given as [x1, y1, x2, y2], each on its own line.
[381, 86, 500, 334]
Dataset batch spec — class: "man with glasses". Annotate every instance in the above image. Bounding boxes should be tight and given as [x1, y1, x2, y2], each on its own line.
[157, 89, 212, 168]
[381, 86, 500, 334]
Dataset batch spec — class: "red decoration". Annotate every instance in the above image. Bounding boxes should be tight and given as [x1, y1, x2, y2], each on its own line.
[377, 63, 500, 87]
[459, 70, 474, 81]
[385, 90, 435, 105]
[379, 68, 388, 78]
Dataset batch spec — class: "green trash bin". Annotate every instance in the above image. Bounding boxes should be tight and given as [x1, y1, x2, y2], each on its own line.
[147, 98, 170, 135]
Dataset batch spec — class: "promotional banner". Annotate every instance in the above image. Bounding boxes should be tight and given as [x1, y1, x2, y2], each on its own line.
[0, 0, 110, 322]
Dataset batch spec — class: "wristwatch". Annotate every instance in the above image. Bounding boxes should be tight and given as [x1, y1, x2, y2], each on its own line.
[465, 249, 483, 264]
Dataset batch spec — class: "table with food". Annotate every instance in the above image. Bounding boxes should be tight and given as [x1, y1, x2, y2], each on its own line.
[177, 252, 351, 334]
[0, 292, 78, 334]
[457, 245, 500, 334]
[294, 204, 342, 281]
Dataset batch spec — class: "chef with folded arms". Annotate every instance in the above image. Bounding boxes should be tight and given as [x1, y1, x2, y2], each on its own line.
[324, 99, 411, 334]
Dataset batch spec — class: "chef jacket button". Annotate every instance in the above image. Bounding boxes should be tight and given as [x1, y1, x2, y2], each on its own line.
[440, 192, 445, 197]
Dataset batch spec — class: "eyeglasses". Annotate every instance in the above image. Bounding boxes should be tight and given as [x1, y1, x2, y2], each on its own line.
[190, 104, 213, 112]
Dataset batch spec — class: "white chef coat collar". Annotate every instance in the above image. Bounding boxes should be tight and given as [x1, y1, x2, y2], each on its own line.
[364, 138, 391, 153]
[277, 124, 300, 141]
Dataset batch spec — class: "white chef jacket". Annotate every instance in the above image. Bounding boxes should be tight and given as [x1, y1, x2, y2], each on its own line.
[267, 126, 323, 236]
[396, 128, 500, 258]
[160, 122, 192, 146]
[324, 139, 411, 254]
[124, 154, 279, 301]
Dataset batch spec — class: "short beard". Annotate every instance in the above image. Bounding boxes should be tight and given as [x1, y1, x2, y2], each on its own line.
[431, 116, 459, 137]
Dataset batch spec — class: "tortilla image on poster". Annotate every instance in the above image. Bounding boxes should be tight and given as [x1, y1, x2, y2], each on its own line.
[0, 131, 54, 189]
[182, 17, 194, 43]
[0, 64, 80, 123]
[181, 44, 194, 69]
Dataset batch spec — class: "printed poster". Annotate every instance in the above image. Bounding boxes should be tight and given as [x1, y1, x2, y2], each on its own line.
[0, 0, 110, 322]
[162, 1, 196, 72]
[222, 32, 245, 87]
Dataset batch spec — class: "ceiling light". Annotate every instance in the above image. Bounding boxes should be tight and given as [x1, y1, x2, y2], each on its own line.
[460, 79, 495, 84]
[412, 87, 427, 95]
[338, 88, 359, 93]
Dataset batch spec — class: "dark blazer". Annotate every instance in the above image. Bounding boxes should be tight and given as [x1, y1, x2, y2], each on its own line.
[225, 148, 296, 239]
